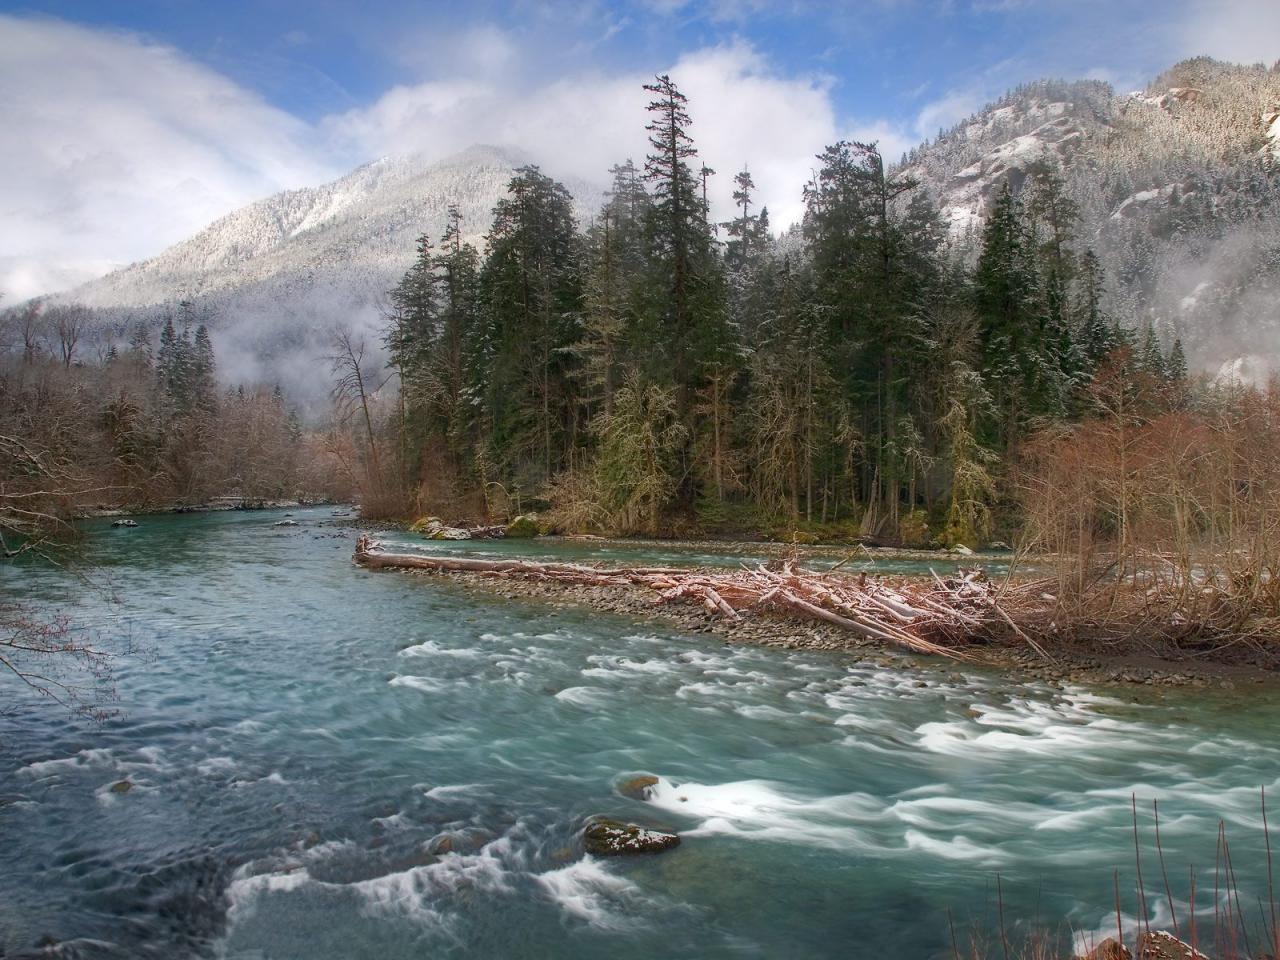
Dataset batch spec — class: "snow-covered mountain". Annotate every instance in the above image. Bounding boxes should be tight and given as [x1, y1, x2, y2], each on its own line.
[899, 57, 1280, 376]
[48, 57, 1280, 399]
[58, 145, 603, 400]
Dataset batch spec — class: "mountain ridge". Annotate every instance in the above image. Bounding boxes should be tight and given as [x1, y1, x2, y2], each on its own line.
[37, 56, 1280, 398]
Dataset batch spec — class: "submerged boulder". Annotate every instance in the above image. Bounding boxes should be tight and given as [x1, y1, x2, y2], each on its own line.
[615, 775, 660, 801]
[504, 514, 540, 538]
[582, 817, 679, 856]
[109, 780, 133, 794]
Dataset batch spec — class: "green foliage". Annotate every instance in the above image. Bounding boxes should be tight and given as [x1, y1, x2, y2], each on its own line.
[897, 508, 931, 548]
[379, 73, 1123, 536]
[589, 375, 686, 535]
[504, 514, 540, 538]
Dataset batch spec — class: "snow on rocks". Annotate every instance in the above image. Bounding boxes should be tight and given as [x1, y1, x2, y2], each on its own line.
[582, 818, 680, 856]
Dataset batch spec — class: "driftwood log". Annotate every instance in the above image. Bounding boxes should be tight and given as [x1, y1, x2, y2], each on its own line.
[352, 536, 1025, 660]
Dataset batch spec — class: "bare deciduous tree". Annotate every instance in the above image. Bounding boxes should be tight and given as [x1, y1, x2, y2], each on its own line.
[49, 303, 90, 368]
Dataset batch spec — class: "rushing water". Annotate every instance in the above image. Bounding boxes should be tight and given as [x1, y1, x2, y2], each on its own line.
[2, 508, 1277, 959]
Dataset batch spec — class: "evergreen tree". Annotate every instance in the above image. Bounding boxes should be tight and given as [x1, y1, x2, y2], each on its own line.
[1167, 337, 1188, 382]
[191, 325, 218, 416]
[386, 233, 439, 381]
[578, 162, 652, 421]
[641, 75, 733, 504]
[974, 182, 1057, 442]
[724, 168, 767, 270]
[433, 205, 482, 470]
[803, 140, 940, 523]
[476, 166, 584, 485]
[642, 74, 711, 395]
[1138, 320, 1167, 380]
[1076, 249, 1118, 366]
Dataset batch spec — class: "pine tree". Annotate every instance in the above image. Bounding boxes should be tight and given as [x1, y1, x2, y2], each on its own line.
[433, 205, 482, 469]
[803, 140, 939, 523]
[578, 163, 651, 421]
[1167, 337, 1188, 382]
[476, 166, 584, 484]
[642, 74, 706, 394]
[974, 182, 1056, 442]
[1138, 321, 1167, 380]
[191, 325, 218, 415]
[386, 233, 439, 382]
[1076, 249, 1117, 367]
[724, 167, 766, 270]
[641, 75, 733, 505]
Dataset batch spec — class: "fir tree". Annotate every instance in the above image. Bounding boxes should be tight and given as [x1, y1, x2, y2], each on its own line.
[1167, 337, 1188, 382]
[476, 166, 584, 483]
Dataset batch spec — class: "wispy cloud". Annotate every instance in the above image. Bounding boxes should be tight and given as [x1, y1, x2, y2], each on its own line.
[0, 15, 336, 300]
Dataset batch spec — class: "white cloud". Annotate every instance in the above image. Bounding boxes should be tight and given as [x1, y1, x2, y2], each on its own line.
[325, 40, 846, 230]
[0, 15, 337, 301]
[913, 89, 987, 141]
[1176, 0, 1280, 66]
[0, 14, 912, 300]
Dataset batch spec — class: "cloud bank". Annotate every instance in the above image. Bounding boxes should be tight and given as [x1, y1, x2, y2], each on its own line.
[0, 15, 337, 301]
[2, 2, 1275, 301]
[0, 15, 901, 301]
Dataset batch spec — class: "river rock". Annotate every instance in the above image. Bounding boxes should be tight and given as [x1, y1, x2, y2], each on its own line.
[273, 519, 298, 527]
[109, 780, 133, 794]
[1074, 938, 1131, 960]
[409, 517, 472, 540]
[949, 544, 975, 556]
[616, 775, 660, 800]
[112, 518, 138, 528]
[1134, 931, 1208, 959]
[582, 817, 680, 856]
[505, 514, 540, 538]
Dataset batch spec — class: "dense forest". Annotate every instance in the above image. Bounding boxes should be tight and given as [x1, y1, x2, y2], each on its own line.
[334, 73, 1215, 553]
[3, 70, 1276, 580]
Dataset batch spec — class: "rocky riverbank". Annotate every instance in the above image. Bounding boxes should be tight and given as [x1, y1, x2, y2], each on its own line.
[384, 556, 1275, 692]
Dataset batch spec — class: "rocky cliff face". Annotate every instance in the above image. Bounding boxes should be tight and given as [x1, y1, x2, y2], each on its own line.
[900, 58, 1280, 378]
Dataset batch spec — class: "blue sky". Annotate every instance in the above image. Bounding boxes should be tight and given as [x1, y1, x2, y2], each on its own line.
[10, 0, 1249, 130]
[1, 0, 1277, 298]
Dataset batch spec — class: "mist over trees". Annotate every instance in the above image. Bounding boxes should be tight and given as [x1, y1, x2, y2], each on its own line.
[348, 72, 1207, 546]
[0, 298, 344, 522]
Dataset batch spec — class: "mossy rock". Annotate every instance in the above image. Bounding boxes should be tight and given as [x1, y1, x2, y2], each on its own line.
[409, 516, 441, 534]
[616, 774, 659, 801]
[430, 527, 471, 540]
[582, 817, 680, 856]
[505, 514, 540, 538]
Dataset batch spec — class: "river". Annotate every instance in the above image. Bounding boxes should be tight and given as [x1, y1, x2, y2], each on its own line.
[1, 507, 1276, 958]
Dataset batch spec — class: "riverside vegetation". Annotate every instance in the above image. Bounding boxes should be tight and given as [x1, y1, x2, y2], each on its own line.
[4, 66, 1280, 960]
[322, 74, 1280, 673]
[4, 72, 1278, 671]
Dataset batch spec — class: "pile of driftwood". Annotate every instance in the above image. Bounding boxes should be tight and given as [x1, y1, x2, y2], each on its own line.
[353, 537, 1037, 660]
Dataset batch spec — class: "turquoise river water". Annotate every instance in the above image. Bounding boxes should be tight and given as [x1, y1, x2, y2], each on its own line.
[1, 507, 1277, 958]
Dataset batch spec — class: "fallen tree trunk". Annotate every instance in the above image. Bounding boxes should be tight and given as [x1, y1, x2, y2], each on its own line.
[353, 536, 998, 659]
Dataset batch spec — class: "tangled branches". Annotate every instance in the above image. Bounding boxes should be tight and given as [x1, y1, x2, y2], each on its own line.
[352, 537, 1044, 660]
